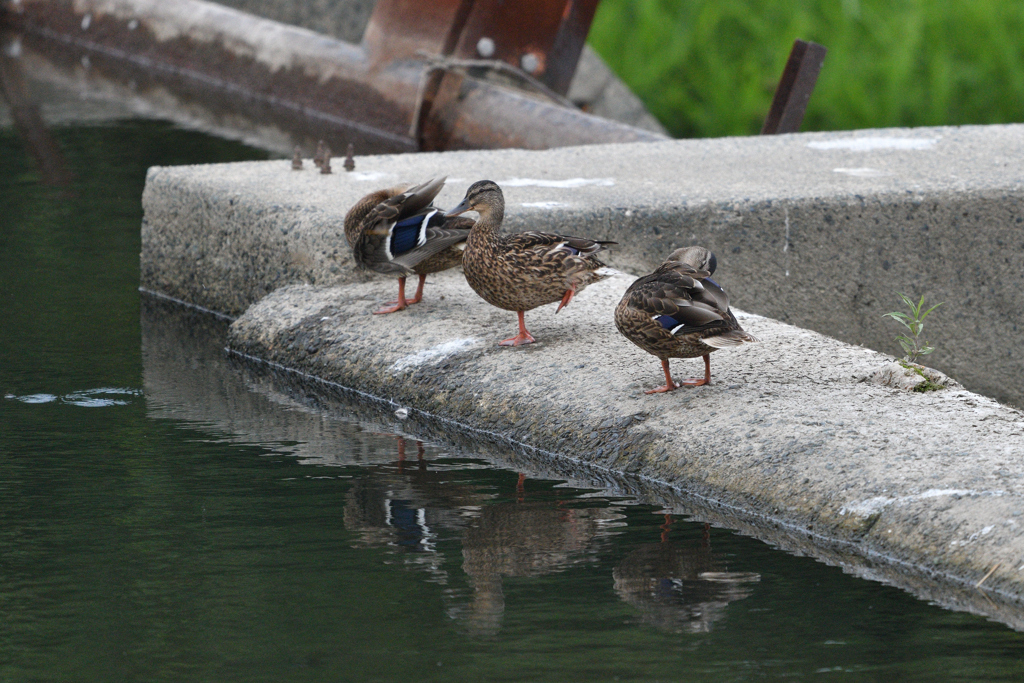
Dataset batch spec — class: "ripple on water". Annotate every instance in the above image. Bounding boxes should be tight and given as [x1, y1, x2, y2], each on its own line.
[4, 387, 141, 407]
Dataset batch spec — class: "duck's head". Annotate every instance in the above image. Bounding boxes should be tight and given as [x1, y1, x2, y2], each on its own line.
[665, 246, 716, 275]
[447, 180, 504, 218]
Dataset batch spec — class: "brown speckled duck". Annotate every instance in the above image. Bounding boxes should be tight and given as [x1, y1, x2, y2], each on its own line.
[446, 180, 616, 346]
[615, 247, 759, 393]
[344, 177, 474, 314]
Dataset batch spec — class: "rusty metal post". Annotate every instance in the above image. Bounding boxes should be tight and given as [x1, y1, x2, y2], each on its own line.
[761, 39, 827, 135]
[545, 0, 602, 95]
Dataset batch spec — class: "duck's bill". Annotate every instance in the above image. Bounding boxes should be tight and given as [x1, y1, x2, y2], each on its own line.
[445, 199, 471, 217]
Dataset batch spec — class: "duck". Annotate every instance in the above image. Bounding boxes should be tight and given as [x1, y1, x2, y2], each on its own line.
[344, 177, 474, 314]
[614, 246, 759, 393]
[446, 180, 616, 345]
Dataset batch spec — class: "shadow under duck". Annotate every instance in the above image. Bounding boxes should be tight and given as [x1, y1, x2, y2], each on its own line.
[615, 246, 759, 393]
[344, 177, 474, 314]
[447, 180, 616, 346]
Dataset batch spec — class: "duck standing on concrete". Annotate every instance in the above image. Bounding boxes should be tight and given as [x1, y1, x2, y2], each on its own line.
[615, 247, 759, 393]
[446, 180, 616, 346]
[344, 177, 474, 314]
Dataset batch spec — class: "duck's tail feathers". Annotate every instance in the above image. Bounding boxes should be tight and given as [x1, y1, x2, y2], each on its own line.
[701, 330, 760, 348]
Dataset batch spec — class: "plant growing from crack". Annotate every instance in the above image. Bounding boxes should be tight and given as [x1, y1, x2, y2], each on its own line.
[883, 293, 943, 363]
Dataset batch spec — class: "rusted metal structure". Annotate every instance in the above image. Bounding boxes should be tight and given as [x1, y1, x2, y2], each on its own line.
[761, 39, 827, 135]
[0, 0, 664, 155]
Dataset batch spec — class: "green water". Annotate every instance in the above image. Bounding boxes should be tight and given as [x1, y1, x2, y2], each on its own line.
[3, 121, 1024, 682]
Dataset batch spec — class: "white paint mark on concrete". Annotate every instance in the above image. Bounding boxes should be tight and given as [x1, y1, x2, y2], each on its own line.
[389, 338, 478, 372]
[783, 205, 790, 277]
[840, 488, 1006, 517]
[501, 177, 615, 188]
[833, 167, 890, 177]
[521, 201, 569, 209]
[350, 171, 394, 182]
[808, 137, 939, 151]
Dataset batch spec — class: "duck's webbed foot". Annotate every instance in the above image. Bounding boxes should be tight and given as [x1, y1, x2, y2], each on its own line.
[499, 311, 536, 346]
[375, 276, 410, 314]
[679, 354, 712, 387]
[645, 359, 680, 394]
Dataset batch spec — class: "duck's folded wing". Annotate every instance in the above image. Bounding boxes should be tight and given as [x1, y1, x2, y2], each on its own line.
[628, 272, 728, 332]
[389, 224, 472, 270]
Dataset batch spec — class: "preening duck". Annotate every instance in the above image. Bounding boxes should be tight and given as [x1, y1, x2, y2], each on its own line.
[614, 246, 759, 393]
[447, 180, 616, 346]
[344, 177, 474, 314]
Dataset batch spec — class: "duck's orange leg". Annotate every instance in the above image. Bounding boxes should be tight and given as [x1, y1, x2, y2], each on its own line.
[375, 276, 409, 314]
[408, 274, 427, 304]
[555, 284, 577, 313]
[499, 311, 536, 346]
[645, 359, 680, 394]
[680, 354, 712, 387]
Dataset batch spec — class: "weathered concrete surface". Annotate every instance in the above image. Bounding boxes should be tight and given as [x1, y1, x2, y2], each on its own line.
[222, 269, 1024, 616]
[143, 295, 1024, 629]
[142, 124, 1024, 406]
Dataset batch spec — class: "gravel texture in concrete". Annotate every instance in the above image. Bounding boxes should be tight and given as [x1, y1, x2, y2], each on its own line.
[141, 124, 1024, 406]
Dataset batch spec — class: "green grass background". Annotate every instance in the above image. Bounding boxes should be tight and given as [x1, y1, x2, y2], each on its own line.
[588, 0, 1024, 137]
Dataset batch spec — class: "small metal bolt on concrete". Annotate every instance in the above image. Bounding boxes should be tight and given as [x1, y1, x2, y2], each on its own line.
[291, 147, 303, 170]
[343, 143, 355, 172]
[313, 140, 326, 169]
[320, 144, 333, 174]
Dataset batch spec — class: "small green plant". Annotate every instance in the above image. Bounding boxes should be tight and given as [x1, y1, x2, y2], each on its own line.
[883, 293, 943, 363]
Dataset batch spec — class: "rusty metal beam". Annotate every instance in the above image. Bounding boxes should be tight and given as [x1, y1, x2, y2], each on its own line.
[545, 0, 602, 95]
[3, 0, 661, 154]
[761, 39, 827, 135]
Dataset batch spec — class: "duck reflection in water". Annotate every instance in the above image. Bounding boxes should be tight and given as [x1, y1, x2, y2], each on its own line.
[456, 474, 622, 636]
[613, 515, 760, 633]
[342, 442, 624, 635]
[343, 437, 489, 581]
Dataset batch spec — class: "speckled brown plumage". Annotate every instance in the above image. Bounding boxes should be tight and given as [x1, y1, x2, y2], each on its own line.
[615, 246, 759, 392]
[447, 180, 615, 346]
[343, 177, 474, 314]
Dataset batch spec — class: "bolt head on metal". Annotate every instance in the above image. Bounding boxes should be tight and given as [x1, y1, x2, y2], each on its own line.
[476, 37, 495, 59]
[520, 52, 540, 75]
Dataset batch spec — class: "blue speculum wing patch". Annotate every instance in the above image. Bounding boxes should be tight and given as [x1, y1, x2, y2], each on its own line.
[389, 215, 425, 255]
[656, 315, 680, 330]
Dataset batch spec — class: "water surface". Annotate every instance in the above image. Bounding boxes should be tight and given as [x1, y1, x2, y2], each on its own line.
[3, 120, 1024, 682]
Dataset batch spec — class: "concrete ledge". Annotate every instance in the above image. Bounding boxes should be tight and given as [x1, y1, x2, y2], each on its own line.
[223, 271, 1024, 614]
[139, 124, 1024, 615]
[141, 296, 1024, 629]
[141, 124, 1024, 406]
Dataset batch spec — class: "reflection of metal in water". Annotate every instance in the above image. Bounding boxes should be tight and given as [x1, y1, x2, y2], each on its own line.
[613, 515, 761, 633]
[0, 32, 72, 185]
